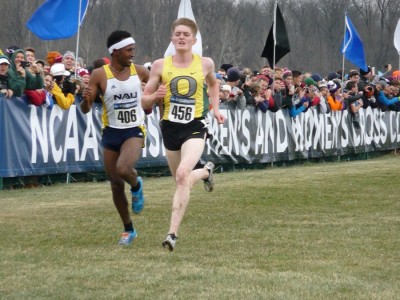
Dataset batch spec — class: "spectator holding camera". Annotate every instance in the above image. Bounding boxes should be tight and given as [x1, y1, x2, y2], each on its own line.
[0, 55, 14, 99]
[49, 63, 76, 110]
[7, 48, 43, 98]
[326, 80, 347, 111]
[344, 80, 363, 128]
[224, 67, 246, 109]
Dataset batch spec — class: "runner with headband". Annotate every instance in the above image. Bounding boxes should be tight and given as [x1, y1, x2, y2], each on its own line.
[81, 30, 149, 246]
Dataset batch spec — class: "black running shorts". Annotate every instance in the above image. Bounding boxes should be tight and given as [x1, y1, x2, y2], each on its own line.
[160, 118, 208, 151]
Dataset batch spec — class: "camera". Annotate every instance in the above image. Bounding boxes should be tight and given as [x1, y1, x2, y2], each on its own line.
[384, 64, 388, 69]
[20, 61, 31, 68]
[61, 80, 77, 95]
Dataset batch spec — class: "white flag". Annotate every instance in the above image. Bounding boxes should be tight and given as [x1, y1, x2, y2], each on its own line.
[394, 19, 400, 54]
[164, 0, 202, 57]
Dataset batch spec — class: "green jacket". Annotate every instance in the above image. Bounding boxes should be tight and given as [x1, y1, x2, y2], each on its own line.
[7, 49, 43, 97]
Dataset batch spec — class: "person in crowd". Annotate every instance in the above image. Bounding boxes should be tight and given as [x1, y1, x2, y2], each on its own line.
[24, 47, 36, 63]
[361, 84, 377, 109]
[359, 66, 375, 88]
[42, 71, 55, 109]
[259, 65, 272, 79]
[286, 85, 308, 117]
[269, 75, 284, 112]
[78, 68, 90, 89]
[215, 72, 225, 86]
[81, 30, 150, 246]
[345, 80, 363, 128]
[387, 80, 400, 111]
[247, 82, 271, 113]
[35, 59, 46, 69]
[7, 48, 43, 100]
[326, 80, 346, 111]
[62, 51, 76, 74]
[142, 18, 225, 252]
[49, 63, 76, 110]
[373, 80, 400, 111]
[281, 70, 295, 109]
[220, 84, 231, 103]
[292, 70, 303, 88]
[0, 55, 14, 98]
[224, 67, 246, 109]
[316, 80, 330, 114]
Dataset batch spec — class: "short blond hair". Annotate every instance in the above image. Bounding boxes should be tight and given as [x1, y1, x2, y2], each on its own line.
[171, 18, 198, 36]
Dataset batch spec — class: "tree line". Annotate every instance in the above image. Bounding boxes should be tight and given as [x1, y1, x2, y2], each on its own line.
[1, 0, 399, 76]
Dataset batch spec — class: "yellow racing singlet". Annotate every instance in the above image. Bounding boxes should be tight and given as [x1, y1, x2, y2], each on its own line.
[161, 54, 209, 123]
[101, 64, 145, 129]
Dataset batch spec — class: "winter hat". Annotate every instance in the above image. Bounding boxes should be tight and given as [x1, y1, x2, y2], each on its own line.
[63, 51, 76, 61]
[50, 63, 70, 76]
[5, 45, 20, 58]
[318, 80, 328, 89]
[392, 70, 400, 81]
[256, 74, 270, 83]
[226, 67, 241, 82]
[311, 73, 323, 82]
[360, 66, 371, 76]
[46, 51, 62, 66]
[222, 85, 231, 93]
[215, 73, 223, 80]
[304, 77, 317, 87]
[0, 55, 10, 65]
[327, 80, 339, 93]
[283, 70, 293, 79]
[327, 72, 338, 81]
[377, 80, 387, 88]
[220, 63, 233, 73]
[78, 68, 90, 77]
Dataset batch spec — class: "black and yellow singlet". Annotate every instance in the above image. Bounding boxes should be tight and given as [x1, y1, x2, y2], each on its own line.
[161, 54, 209, 123]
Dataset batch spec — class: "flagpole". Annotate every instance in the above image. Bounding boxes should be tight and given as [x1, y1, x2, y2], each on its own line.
[74, 0, 83, 77]
[341, 14, 347, 87]
[272, 1, 277, 96]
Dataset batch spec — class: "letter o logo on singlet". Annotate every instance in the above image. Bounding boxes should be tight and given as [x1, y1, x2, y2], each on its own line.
[170, 76, 197, 98]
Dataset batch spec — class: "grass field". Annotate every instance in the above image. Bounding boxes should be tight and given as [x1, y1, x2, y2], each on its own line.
[1, 154, 399, 299]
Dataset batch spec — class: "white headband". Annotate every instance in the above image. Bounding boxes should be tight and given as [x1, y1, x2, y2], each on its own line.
[108, 37, 135, 54]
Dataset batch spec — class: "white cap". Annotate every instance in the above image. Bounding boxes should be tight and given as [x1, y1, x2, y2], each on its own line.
[50, 63, 70, 76]
[0, 57, 10, 65]
[222, 84, 231, 93]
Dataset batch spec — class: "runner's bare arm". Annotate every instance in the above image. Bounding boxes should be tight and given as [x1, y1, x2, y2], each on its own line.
[142, 59, 167, 110]
[203, 57, 225, 124]
[81, 68, 102, 114]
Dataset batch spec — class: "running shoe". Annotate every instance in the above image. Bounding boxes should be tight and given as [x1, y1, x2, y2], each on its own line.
[203, 162, 215, 192]
[162, 234, 177, 252]
[118, 230, 137, 246]
[131, 176, 145, 214]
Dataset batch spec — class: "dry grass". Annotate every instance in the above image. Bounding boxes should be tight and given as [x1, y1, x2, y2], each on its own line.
[1, 154, 399, 299]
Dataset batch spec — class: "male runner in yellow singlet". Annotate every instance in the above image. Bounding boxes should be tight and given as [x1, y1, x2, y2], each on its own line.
[81, 30, 149, 246]
[142, 18, 225, 251]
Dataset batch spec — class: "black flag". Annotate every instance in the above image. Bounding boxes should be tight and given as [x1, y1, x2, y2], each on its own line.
[261, 4, 290, 67]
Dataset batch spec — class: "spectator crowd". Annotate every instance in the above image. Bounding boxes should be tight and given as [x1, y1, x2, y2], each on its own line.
[1, 45, 400, 130]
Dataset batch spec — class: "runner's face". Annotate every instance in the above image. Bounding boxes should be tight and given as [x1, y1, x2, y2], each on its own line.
[117, 44, 135, 67]
[172, 25, 196, 51]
